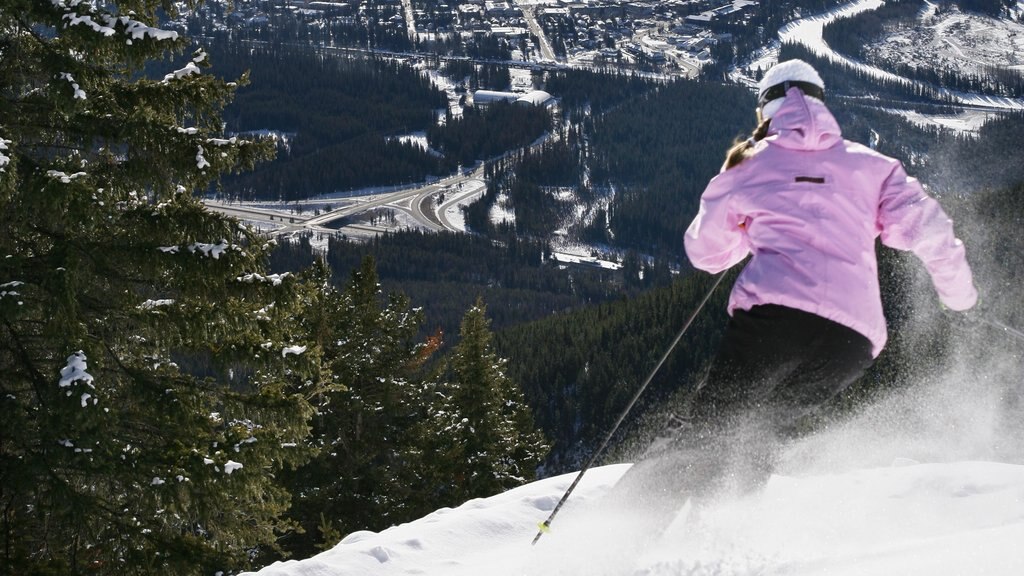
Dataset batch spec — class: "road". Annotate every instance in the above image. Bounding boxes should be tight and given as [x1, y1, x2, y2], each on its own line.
[204, 165, 488, 239]
[512, 1, 559, 63]
[400, 0, 417, 43]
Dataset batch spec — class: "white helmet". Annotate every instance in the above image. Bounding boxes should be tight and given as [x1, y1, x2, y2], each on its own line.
[757, 59, 825, 120]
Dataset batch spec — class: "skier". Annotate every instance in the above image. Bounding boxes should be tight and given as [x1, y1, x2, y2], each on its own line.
[538, 60, 980, 557]
[673, 59, 978, 493]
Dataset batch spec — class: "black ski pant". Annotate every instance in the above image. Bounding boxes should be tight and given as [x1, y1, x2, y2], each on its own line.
[670, 304, 874, 496]
[616, 305, 875, 513]
[693, 303, 874, 431]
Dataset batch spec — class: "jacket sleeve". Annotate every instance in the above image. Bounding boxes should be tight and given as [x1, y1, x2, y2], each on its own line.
[877, 162, 977, 311]
[685, 172, 750, 274]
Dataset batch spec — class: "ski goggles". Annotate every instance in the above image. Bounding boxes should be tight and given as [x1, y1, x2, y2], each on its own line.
[758, 80, 825, 108]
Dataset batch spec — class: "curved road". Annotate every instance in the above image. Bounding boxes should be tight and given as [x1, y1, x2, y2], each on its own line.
[204, 166, 488, 238]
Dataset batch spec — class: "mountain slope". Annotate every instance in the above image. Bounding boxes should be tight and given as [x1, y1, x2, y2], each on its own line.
[244, 458, 1024, 576]
[246, 364, 1024, 576]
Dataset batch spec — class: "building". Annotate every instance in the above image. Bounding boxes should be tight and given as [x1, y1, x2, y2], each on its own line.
[484, 1, 517, 18]
[471, 90, 555, 109]
[514, 90, 554, 107]
[684, 0, 758, 29]
[490, 26, 529, 39]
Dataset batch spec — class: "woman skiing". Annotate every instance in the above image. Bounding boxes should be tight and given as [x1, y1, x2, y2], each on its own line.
[677, 59, 978, 489]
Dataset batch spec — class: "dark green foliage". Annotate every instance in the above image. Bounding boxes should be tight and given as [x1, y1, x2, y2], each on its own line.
[496, 272, 735, 473]
[543, 69, 660, 115]
[440, 61, 513, 91]
[827, 102, 949, 173]
[459, 76, 756, 258]
[193, 2, 413, 53]
[928, 112, 1024, 194]
[957, 0, 1014, 16]
[471, 132, 585, 239]
[778, 43, 956, 105]
[590, 80, 757, 256]
[268, 261, 550, 558]
[204, 42, 448, 200]
[422, 299, 549, 500]
[0, 0, 319, 573]
[475, 63, 514, 92]
[701, 0, 852, 79]
[468, 36, 515, 61]
[278, 258, 435, 559]
[955, 181, 1024, 331]
[428, 101, 551, 167]
[269, 230, 632, 344]
[822, 0, 926, 58]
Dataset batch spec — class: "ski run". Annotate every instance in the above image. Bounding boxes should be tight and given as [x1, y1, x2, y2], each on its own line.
[247, 371, 1024, 576]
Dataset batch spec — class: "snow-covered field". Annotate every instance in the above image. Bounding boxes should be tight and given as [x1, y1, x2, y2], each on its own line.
[247, 461, 1024, 576]
[866, 3, 1024, 75]
[246, 361, 1024, 576]
[799, 0, 1024, 111]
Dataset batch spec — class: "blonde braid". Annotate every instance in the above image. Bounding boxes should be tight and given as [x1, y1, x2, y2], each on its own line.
[723, 117, 771, 170]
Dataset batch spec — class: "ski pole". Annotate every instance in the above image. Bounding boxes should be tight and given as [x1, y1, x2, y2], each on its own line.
[532, 271, 727, 545]
[972, 314, 1024, 345]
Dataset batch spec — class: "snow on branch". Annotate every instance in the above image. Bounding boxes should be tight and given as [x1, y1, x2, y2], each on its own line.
[0, 137, 10, 172]
[188, 240, 231, 259]
[174, 127, 239, 148]
[195, 145, 210, 170]
[282, 345, 307, 358]
[121, 17, 178, 41]
[163, 62, 200, 83]
[255, 305, 273, 321]
[58, 72, 87, 100]
[157, 240, 235, 259]
[46, 170, 87, 183]
[58, 351, 93, 389]
[59, 350, 98, 408]
[201, 455, 245, 475]
[1, 281, 23, 303]
[51, 0, 179, 42]
[236, 272, 291, 286]
[163, 50, 209, 84]
[206, 136, 238, 147]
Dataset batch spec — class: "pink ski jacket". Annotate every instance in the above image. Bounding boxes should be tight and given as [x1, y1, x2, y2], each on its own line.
[685, 88, 977, 357]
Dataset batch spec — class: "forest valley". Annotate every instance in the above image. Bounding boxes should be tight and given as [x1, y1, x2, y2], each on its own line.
[2, 0, 1024, 574]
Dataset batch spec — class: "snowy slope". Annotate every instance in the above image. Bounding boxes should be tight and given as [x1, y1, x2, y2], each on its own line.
[246, 458, 1024, 576]
[246, 361, 1024, 576]
[739, 0, 1024, 118]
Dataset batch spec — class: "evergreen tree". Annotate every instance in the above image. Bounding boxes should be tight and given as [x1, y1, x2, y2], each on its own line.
[0, 1, 316, 573]
[280, 257, 436, 558]
[422, 299, 549, 502]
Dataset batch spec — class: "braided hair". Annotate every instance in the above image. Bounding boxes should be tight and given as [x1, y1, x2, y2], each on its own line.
[723, 116, 771, 170]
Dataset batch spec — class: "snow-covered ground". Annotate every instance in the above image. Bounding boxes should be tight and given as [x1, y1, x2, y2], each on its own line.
[889, 107, 996, 133]
[246, 362, 1024, 576]
[246, 461, 1024, 576]
[736, 0, 1024, 134]
[773, 0, 1024, 105]
[866, 3, 1024, 76]
[422, 67, 465, 120]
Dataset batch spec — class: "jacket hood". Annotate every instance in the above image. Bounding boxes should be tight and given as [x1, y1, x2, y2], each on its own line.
[765, 87, 842, 151]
